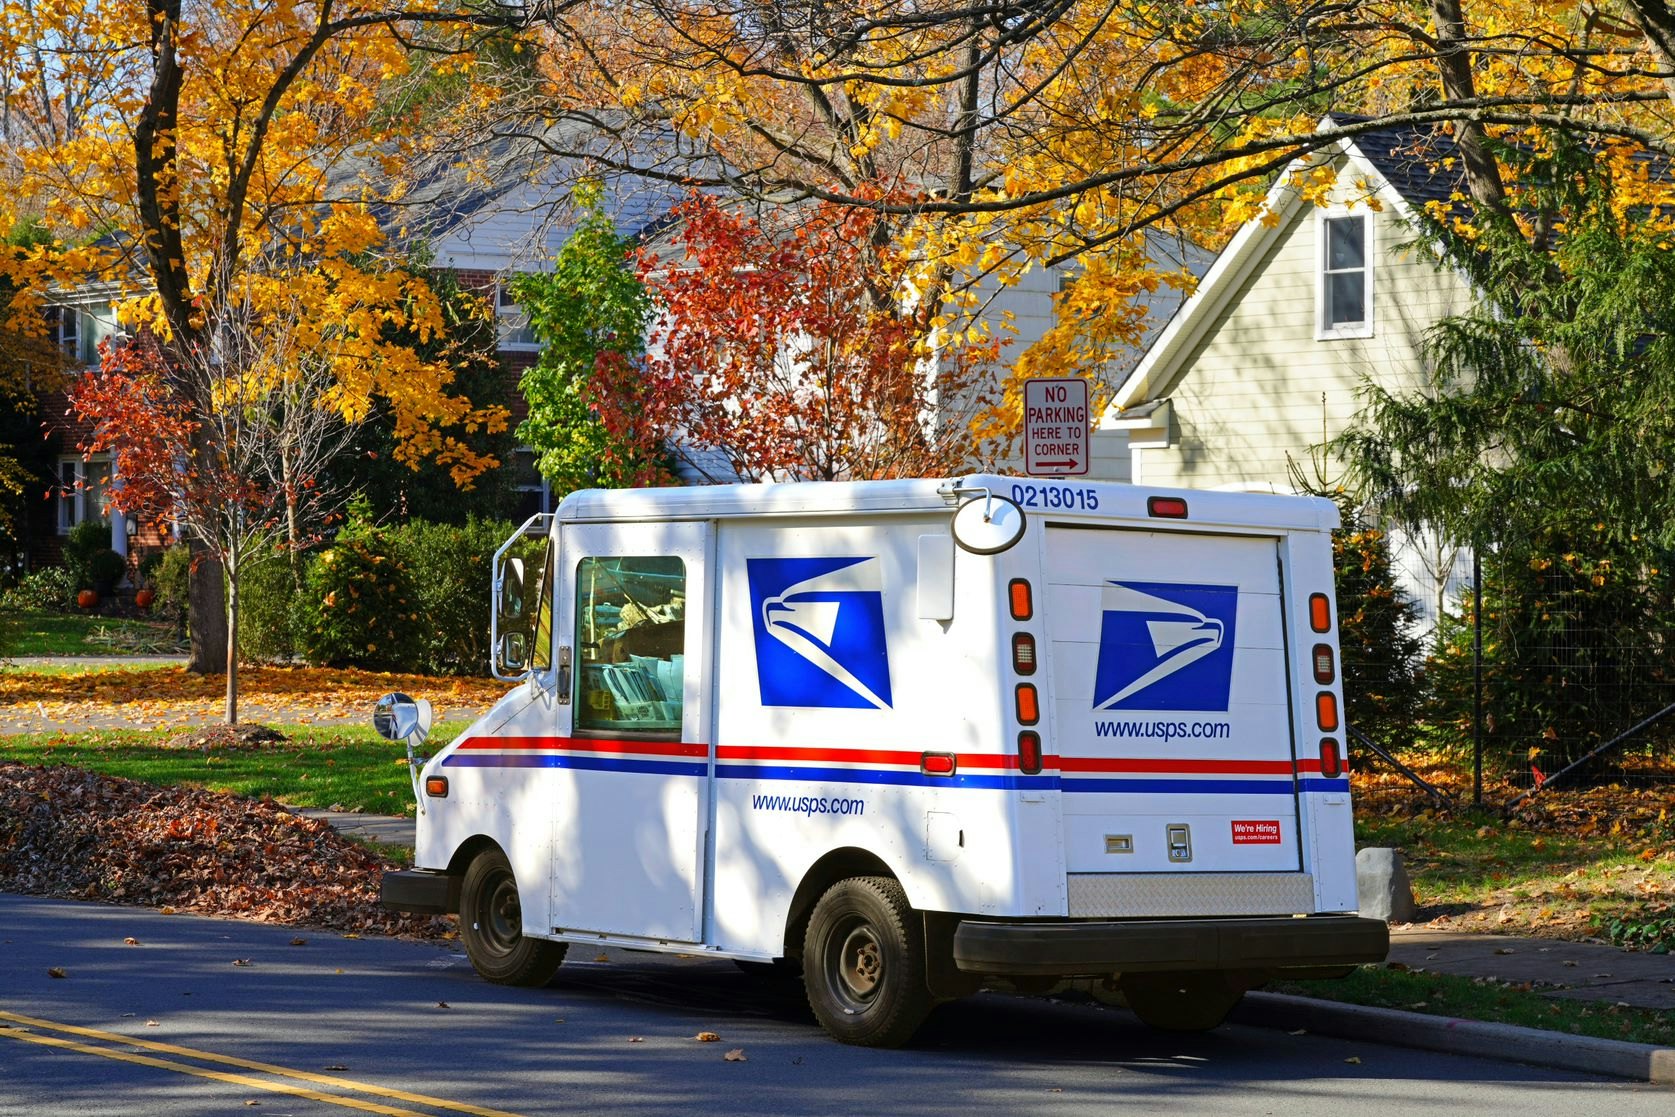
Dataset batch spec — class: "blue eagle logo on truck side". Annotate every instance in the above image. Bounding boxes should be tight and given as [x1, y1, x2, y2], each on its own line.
[1092, 582, 1238, 711]
[747, 557, 894, 709]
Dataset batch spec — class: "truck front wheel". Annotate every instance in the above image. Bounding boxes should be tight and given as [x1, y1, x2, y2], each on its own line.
[459, 848, 567, 987]
[803, 876, 933, 1047]
[1119, 970, 1245, 1031]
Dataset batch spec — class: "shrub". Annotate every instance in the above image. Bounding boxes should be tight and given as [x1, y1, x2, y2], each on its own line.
[1332, 506, 1425, 750]
[62, 519, 126, 592]
[0, 566, 75, 611]
[292, 524, 420, 670]
[387, 516, 511, 675]
[235, 547, 301, 664]
[151, 545, 191, 617]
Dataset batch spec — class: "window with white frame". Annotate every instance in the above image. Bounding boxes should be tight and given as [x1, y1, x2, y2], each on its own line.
[57, 455, 112, 533]
[45, 305, 81, 362]
[496, 279, 540, 349]
[1319, 213, 1373, 338]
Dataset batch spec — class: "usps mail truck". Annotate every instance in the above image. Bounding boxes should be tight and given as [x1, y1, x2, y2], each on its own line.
[378, 476, 1388, 1046]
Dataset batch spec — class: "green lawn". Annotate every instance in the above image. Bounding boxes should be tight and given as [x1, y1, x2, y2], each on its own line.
[1272, 965, 1675, 1047]
[0, 609, 186, 657]
[0, 722, 468, 813]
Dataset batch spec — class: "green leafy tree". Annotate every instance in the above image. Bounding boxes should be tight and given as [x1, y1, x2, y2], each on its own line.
[513, 184, 660, 494]
[1338, 136, 1675, 772]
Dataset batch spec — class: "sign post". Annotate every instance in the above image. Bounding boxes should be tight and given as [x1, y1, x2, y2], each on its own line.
[1023, 378, 1090, 477]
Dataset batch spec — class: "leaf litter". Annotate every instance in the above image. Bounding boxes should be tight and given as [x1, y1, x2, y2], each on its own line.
[0, 762, 451, 938]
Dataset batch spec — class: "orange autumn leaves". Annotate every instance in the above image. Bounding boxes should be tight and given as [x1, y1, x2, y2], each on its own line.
[0, 667, 507, 733]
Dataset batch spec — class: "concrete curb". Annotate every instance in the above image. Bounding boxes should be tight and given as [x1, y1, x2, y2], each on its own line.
[1233, 991, 1675, 1085]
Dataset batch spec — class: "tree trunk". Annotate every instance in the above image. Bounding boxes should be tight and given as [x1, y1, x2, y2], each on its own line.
[1623, 1, 1675, 104]
[1427, 0, 1510, 218]
[225, 559, 238, 725]
[187, 542, 228, 675]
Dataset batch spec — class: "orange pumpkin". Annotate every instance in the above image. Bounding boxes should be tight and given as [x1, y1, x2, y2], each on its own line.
[76, 589, 98, 609]
[134, 588, 155, 610]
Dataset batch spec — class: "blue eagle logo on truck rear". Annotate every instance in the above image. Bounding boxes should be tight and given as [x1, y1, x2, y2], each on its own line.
[747, 557, 893, 709]
[1092, 582, 1238, 711]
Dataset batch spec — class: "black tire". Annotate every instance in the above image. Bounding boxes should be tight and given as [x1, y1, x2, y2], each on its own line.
[802, 876, 933, 1047]
[1119, 970, 1245, 1032]
[459, 848, 567, 987]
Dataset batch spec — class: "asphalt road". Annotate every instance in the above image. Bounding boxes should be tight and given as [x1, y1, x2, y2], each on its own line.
[0, 894, 1667, 1117]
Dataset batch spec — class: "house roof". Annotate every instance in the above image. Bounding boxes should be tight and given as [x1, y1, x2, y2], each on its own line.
[1101, 117, 1469, 419]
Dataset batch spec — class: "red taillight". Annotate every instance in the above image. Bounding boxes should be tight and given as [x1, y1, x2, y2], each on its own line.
[1015, 683, 1039, 725]
[1315, 691, 1340, 732]
[1312, 643, 1335, 684]
[1012, 632, 1037, 675]
[1017, 731, 1043, 775]
[921, 752, 957, 776]
[1309, 593, 1331, 632]
[424, 775, 449, 798]
[1147, 496, 1189, 518]
[1008, 578, 1033, 620]
[1319, 738, 1343, 778]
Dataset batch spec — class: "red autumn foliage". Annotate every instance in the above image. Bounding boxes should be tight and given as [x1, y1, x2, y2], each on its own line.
[594, 196, 998, 484]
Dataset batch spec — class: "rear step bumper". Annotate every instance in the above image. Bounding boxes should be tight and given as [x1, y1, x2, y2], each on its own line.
[952, 915, 1389, 976]
[381, 869, 452, 915]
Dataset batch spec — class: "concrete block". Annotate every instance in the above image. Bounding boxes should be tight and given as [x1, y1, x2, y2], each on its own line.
[1356, 846, 1417, 923]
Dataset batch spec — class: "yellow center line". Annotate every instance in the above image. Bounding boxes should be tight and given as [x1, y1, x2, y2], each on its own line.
[0, 1010, 527, 1117]
[0, 1028, 429, 1116]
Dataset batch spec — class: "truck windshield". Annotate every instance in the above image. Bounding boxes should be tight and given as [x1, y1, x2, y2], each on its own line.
[575, 556, 686, 736]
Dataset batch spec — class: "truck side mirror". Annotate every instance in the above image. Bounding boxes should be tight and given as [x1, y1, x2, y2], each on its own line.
[373, 691, 433, 748]
[499, 630, 529, 673]
[499, 556, 527, 621]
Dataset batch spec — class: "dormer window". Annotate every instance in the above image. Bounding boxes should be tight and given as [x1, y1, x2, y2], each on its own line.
[1318, 213, 1373, 339]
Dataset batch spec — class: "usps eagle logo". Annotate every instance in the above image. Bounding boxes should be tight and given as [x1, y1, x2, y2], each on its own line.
[1092, 582, 1238, 711]
[747, 557, 893, 709]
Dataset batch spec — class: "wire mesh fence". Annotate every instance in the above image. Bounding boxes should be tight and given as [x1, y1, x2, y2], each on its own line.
[1340, 518, 1675, 808]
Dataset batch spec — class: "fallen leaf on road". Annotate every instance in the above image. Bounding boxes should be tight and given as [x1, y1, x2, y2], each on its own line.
[436, 1002, 449, 1009]
[1493, 948, 1515, 955]
[627, 1037, 644, 1044]
[146, 1020, 159, 1027]
[123, 937, 139, 946]
[594, 953, 610, 963]
[290, 938, 307, 946]
[47, 967, 66, 978]
[695, 1031, 720, 1042]
[724, 1048, 747, 1062]
[1345, 1056, 1361, 1064]
[232, 958, 252, 967]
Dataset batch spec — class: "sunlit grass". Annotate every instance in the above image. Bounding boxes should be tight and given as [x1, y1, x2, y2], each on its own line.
[0, 721, 470, 814]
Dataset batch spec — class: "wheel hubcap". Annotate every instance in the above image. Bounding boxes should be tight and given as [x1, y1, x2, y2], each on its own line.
[833, 920, 882, 1003]
[479, 872, 521, 955]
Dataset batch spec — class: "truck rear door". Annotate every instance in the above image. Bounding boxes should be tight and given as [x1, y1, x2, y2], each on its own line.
[1043, 525, 1311, 916]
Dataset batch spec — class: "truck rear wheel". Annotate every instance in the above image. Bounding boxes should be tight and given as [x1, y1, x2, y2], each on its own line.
[1119, 970, 1245, 1032]
[803, 876, 933, 1047]
[460, 848, 567, 987]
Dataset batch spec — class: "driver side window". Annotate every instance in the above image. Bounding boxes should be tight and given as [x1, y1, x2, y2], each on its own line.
[575, 556, 686, 735]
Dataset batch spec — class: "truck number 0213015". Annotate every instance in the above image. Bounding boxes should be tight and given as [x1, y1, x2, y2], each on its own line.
[1010, 482, 1100, 511]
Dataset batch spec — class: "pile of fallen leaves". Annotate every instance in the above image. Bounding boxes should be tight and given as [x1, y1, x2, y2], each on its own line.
[0, 762, 452, 939]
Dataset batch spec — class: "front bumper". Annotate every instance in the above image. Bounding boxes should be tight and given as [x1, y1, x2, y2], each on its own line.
[381, 869, 452, 915]
[952, 915, 1389, 977]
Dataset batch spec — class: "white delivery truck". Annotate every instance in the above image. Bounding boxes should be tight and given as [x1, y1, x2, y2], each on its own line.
[378, 475, 1387, 1046]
